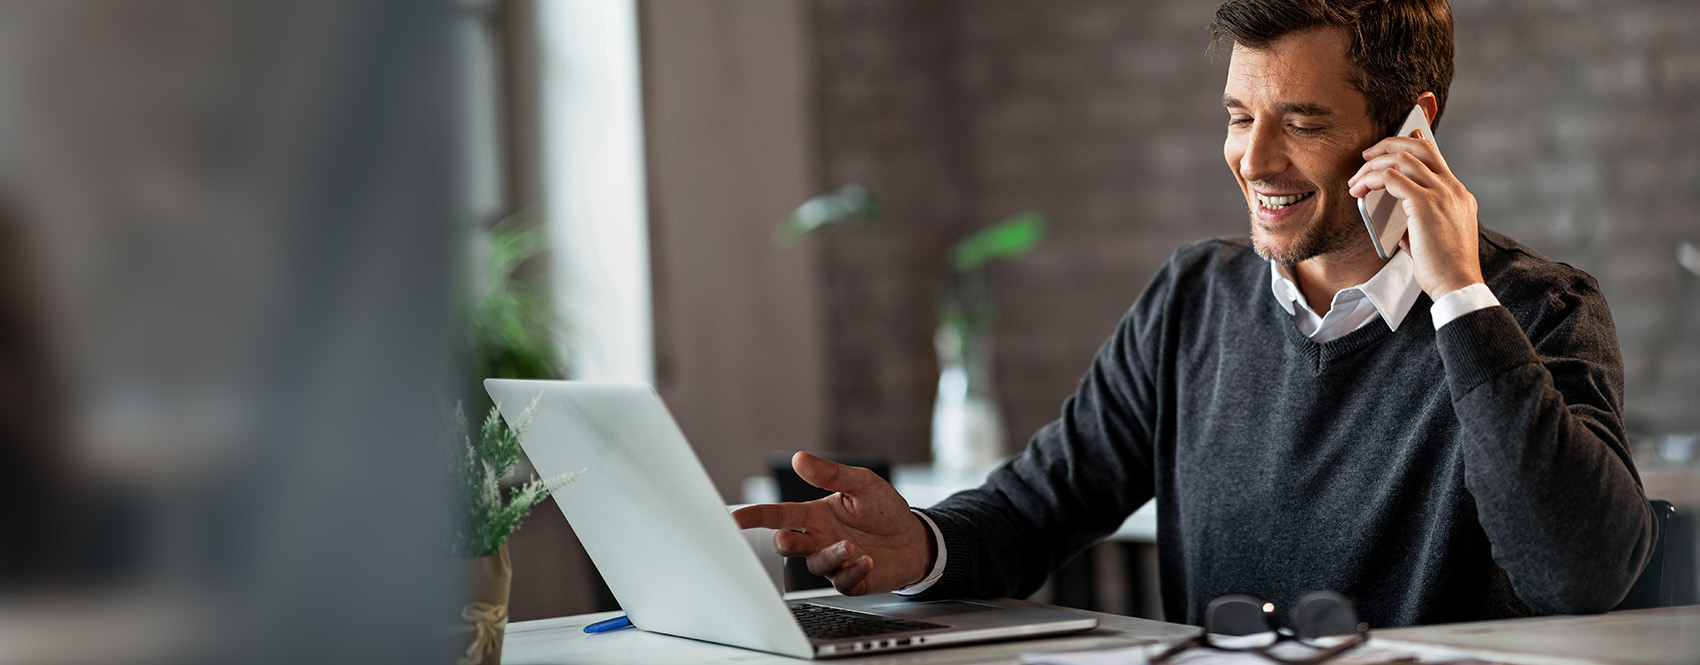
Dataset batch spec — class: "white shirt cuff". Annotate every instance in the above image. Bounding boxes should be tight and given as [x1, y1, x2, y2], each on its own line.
[1430, 283, 1500, 330]
[893, 509, 947, 596]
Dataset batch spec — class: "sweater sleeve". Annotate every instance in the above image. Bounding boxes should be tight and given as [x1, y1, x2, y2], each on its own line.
[1436, 275, 1655, 614]
[909, 257, 1172, 600]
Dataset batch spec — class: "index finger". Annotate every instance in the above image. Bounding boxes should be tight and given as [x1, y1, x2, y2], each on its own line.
[792, 451, 884, 496]
[1362, 131, 1450, 174]
[732, 501, 822, 532]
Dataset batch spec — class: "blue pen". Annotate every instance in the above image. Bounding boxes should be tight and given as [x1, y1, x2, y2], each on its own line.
[584, 615, 633, 634]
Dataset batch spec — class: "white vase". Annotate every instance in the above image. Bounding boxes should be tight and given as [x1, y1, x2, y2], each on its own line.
[931, 324, 1005, 480]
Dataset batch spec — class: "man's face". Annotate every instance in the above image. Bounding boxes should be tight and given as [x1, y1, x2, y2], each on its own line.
[1222, 28, 1382, 265]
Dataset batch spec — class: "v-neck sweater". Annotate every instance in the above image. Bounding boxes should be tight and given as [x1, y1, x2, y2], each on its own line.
[915, 230, 1655, 628]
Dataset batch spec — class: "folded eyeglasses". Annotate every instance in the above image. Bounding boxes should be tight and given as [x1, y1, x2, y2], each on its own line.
[1151, 591, 1369, 665]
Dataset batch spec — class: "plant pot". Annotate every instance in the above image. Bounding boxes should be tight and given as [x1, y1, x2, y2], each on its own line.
[456, 542, 512, 665]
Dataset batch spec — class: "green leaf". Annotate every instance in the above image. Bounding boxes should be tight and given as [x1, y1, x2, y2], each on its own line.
[952, 212, 1045, 273]
[776, 183, 881, 245]
[459, 212, 566, 405]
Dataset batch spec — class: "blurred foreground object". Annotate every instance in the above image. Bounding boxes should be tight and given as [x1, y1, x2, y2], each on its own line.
[0, 1, 459, 663]
[0, 207, 75, 590]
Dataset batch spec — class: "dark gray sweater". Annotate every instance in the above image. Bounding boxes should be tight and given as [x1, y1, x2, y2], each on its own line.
[916, 230, 1656, 628]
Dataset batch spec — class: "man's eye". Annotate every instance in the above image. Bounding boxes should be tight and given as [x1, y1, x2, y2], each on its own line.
[1290, 124, 1323, 135]
[1227, 117, 1252, 128]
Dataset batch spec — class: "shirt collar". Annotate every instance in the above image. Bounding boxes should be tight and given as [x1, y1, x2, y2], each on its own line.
[1268, 249, 1422, 332]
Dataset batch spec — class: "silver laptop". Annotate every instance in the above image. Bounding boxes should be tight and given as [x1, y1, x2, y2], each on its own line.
[485, 379, 1099, 659]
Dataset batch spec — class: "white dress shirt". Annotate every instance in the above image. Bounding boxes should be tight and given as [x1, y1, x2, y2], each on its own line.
[1272, 248, 1422, 341]
[897, 249, 1502, 595]
[1270, 248, 1501, 341]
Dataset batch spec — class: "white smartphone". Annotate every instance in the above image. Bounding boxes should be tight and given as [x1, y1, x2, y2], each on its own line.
[1358, 105, 1435, 260]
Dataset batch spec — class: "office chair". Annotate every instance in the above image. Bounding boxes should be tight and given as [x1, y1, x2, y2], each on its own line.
[1614, 499, 1677, 610]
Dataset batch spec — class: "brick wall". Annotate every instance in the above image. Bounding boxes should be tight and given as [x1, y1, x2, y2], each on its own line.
[1447, 0, 1700, 434]
[808, 0, 1700, 463]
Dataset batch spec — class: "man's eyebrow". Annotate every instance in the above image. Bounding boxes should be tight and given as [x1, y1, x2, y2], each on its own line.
[1220, 96, 1336, 117]
[1277, 102, 1335, 117]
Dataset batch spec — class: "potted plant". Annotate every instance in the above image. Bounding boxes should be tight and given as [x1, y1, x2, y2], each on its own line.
[448, 213, 574, 664]
[462, 215, 567, 415]
[780, 185, 1046, 477]
[445, 399, 578, 665]
[930, 213, 1044, 478]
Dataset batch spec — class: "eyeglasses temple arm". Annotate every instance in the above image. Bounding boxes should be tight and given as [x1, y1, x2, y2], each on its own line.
[1148, 633, 1205, 664]
[1249, 632, 1368, 665]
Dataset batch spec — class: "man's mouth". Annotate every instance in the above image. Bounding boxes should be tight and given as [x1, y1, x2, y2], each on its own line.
[1256, 191, 1316, 210]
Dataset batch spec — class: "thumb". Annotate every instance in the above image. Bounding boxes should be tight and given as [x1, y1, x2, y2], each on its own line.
[792, 451, 881, 496]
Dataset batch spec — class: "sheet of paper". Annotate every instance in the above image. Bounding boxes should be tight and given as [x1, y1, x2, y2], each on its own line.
[1021, 633, 1562, 665]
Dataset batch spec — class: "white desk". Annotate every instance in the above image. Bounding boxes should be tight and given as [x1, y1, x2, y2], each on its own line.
[1371, 606, 1700, 665]
[502, 589, 1194, 665]
[502, 599, 1700, 665]
[744, 464, 1159, 543]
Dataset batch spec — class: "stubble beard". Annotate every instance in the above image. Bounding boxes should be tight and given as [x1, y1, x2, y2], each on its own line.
[1249, 194, 1361, 266]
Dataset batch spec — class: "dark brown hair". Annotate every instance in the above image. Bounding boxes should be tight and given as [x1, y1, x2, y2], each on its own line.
[1210, 0, 1455, 135]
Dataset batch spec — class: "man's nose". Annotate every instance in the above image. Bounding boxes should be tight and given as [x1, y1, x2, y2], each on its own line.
[1238, 124, 1288, 183]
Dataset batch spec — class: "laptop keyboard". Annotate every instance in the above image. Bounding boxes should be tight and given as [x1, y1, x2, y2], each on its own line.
[790, 603, 947, 640]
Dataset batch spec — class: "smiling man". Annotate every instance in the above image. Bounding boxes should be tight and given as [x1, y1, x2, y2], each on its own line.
[735, 0, 1656, 628]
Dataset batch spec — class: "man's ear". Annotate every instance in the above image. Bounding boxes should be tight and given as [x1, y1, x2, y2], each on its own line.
[1416, 92, 1439, 125]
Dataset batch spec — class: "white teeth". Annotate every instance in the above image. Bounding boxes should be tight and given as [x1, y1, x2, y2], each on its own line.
[1256, 192, 1313, 210]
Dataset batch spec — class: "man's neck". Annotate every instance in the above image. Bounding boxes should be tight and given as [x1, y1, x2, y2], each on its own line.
[1291, 242, 1390, 316]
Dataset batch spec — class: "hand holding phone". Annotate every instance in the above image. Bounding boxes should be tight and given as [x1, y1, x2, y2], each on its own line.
[1349, 99, 1484, 298]
[1357, 105, 1435, 260]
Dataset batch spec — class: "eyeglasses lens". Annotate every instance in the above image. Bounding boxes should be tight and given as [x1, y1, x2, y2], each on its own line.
[1204, 594, 1277, 646]
[1292, 591, 1359, 640]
